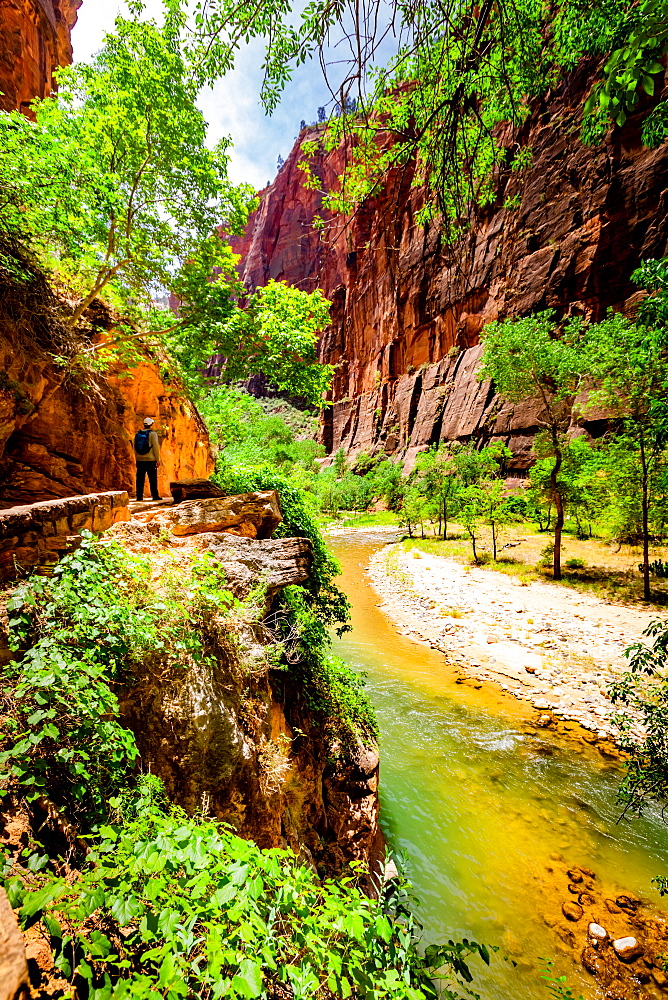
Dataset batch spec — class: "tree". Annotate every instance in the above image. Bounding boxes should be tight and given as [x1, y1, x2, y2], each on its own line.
[479, 479, 513, 560]
[478, 312, 585, 580]
[0, 16, 254, 329]
[399, 488, 429, 539]
[458, 485, 486, 563]
[584, 303, 668, 600]
[414, 444, 463, 539]
[168, 279, 334, 407]
[528, 436, 610, 542]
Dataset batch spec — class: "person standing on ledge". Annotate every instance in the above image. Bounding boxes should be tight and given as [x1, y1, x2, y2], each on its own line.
[134, 417, 162, 502]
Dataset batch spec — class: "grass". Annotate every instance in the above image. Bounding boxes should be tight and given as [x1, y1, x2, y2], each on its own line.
[321, 510, 400, 528]
[399, 521, 668, 607]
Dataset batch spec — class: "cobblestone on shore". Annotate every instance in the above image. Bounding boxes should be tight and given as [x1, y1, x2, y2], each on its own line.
[368, 543, 655, 743]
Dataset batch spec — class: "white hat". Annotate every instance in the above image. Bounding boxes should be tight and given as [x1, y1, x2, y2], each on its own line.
[143, 417, 155, 426]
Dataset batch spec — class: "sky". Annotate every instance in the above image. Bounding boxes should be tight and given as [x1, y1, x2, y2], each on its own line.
[71, 2, 356, 191]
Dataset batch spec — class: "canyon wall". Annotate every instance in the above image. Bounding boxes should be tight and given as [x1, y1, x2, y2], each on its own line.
[0, 274, 213, 506]
[0, 331, 213, 507]
[230, 62, 668, 470]
[0, 0, 81, 113]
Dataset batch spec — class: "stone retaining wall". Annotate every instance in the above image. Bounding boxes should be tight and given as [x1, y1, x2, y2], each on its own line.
[0, 491, 130, 581]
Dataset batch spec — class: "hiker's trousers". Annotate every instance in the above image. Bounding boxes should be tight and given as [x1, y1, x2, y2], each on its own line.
[136, 461, 160, 501]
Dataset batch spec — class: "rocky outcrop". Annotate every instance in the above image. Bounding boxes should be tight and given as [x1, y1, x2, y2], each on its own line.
[230, 63, 668, 469]
[164, 491, 283, 539]
[197, 533, 312, 598]
[0, 491, 130, 580]
[115, 497, 381, 876]
[0, 887, 28, 1000]
[0, 0, 81, 114]
[170, 477, 226, 502]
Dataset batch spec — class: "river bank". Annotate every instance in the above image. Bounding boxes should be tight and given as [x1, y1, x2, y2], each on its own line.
[331, 533, 668, 1000]
[367, 539, 655, 744]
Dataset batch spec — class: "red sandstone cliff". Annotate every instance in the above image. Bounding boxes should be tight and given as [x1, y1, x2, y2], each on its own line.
[0, 298, 213, 507]
[0, 0, 81, 113]
[230, 62, 668, 470]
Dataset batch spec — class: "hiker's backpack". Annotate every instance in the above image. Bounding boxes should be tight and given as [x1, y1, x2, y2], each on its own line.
[134, 429, 152, 455]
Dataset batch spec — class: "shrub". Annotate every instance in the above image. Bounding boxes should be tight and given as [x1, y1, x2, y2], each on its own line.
[5, 779, 489, 1000]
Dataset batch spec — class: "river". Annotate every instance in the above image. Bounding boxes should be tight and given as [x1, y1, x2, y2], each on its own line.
[329, 533, 668, 1000]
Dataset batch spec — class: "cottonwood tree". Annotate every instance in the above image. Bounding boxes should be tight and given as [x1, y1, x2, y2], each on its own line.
[584, 302, 668, 600]
[413, 444, 464, 540]
[0, 17, 334, 405]
[478, 313, 585, 580]
[0, 17, 253, 328]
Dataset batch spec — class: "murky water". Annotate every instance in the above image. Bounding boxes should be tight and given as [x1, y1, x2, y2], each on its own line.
[330, 533, 668, 1000]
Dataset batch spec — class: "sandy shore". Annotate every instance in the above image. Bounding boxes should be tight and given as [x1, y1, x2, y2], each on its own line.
[367, 542, 657, 741]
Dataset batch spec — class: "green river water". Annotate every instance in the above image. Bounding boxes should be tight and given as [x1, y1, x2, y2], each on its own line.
[329, 533, 668, 1000]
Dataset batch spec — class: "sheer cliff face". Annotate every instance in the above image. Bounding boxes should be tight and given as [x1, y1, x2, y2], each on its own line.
[230, 64, 668, 470]
[0, 0, 81, 113]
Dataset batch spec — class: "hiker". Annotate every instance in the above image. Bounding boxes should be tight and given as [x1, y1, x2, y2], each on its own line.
[134, 417, 161, 502]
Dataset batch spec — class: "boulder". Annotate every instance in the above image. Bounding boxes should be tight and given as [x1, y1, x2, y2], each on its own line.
[168, 491, 283, 539]
[0, 887, 29, 1000]
[562, 901, 583, 921]
[170, 478, 226, 503]
[196, 534, 312, 600]
[589, 922, 608, 941]
[613, 938, 643, 963]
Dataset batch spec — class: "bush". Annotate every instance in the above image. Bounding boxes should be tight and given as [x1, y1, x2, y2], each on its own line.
[4, 778, 488, 1000]
[0, 534, 238, 826]
[565, 557, 586, 569]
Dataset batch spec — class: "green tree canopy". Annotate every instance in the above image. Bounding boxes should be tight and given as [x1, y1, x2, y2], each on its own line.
[0, 17, 254, 326]
[478, 312, 585, 579]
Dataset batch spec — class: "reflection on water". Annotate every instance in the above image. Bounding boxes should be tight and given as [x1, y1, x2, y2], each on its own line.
[330, 533, 668, 1000]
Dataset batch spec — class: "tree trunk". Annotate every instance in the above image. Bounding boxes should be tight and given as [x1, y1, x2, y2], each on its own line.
[443, 499, 448, 540]
[469, 530, 478, 563]
[550, 448, 564, 580]
[640, 432, 651, 601]
[492, 522, 497, 560]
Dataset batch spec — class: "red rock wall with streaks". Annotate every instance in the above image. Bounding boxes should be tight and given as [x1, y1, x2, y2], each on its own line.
[230, 63, 668, 470]
[0, 313, 214, 507]
[0, 0, 81, 113]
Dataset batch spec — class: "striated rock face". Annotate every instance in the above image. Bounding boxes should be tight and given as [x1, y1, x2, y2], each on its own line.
[0, 312, 214, 507]
[0, 0, 81, 114]
[196, 533, 312, 598]
[230, 64, 668, 469]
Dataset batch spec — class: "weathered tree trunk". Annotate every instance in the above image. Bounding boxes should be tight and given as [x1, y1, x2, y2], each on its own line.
[640, 432, 651, 601]
[550, 447, 564, 580]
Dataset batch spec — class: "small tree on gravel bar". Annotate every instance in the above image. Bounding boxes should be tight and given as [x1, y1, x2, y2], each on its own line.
[478, 312, 585, 580]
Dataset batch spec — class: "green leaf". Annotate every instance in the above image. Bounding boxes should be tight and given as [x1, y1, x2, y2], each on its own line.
[232, 960, 264, 998]
[20, 880, 64, 920]
[110, 893, 142, 926]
